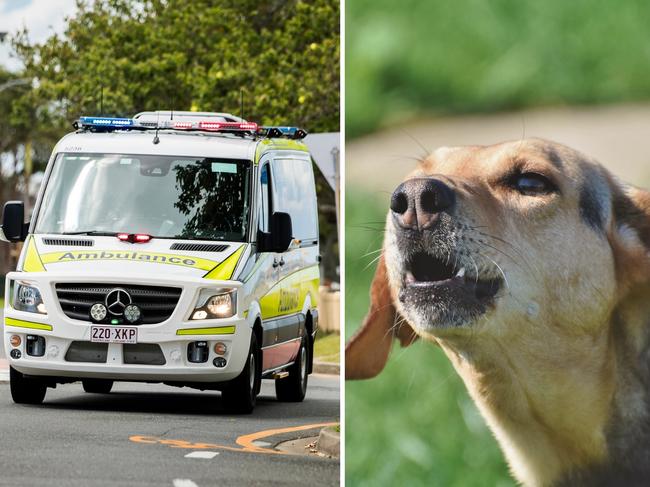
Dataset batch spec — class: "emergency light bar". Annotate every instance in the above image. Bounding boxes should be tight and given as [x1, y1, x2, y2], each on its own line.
[75, 115, 307, 139]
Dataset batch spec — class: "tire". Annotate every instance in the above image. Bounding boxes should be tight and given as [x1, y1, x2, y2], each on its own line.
[82, 379, 114, 394]
[222, 333, 260, 414]
[275, 331, 309, 402]
[10, 366, 47, 405]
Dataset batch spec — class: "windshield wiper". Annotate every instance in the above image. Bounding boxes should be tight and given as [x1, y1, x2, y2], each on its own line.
[168, 235, 227, 241]
[59, 231, 119, 236]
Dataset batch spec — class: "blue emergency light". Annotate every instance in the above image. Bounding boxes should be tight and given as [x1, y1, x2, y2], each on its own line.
[283, 127, 302, 136]
[79, 117, 135, 128]
[262, 126, 308, 140]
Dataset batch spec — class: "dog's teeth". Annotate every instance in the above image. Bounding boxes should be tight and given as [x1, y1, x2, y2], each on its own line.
[405, 272, 416, 284]
[455, 267, 466, 278]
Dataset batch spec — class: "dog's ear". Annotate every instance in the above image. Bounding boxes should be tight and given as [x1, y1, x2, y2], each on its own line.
[610, 184, 650, 287]
[345, 254, 418, 380]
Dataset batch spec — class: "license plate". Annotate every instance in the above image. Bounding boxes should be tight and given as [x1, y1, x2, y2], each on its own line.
[90, 326, 138, 344]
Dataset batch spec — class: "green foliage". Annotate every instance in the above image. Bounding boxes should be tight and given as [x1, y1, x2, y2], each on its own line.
[13, 0, 339, 132]
[347, 0, 650, 137]
[345, 188, 513, 487]
[0, 68, 53, 168]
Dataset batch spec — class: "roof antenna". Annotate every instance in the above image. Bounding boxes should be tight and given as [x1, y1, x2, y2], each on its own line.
[240, 89, 244, 121]
[100, 86, 104, 115]
[170, 96, 174, 120]
[153, 111, 160, 145]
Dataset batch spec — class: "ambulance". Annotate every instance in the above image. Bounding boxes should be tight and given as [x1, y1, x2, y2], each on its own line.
[1, 111, 320, 413]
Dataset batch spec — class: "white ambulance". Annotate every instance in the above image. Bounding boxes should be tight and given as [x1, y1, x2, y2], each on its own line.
[2, 111, 320, 413]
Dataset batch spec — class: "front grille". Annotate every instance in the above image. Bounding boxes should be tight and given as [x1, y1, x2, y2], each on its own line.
[43, 238, 94, 247]
[169, 242, 229, 252]
[55, 283, 182, 324]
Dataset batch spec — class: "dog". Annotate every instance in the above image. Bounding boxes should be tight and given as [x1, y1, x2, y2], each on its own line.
[346, 138, 650, 486]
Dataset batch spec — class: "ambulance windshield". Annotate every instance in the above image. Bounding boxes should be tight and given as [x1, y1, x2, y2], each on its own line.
[34, 153, 252, 242]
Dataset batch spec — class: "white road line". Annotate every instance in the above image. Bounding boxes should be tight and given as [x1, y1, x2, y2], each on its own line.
[184, 451, 219, 459]
[173, 479, 199, 487]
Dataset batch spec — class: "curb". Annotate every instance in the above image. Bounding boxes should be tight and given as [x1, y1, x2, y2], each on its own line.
[313, 360, 339, 375]
[316, 426, 340, 458]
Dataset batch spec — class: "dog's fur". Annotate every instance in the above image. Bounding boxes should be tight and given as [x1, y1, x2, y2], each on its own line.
[346, 138, 650, 486]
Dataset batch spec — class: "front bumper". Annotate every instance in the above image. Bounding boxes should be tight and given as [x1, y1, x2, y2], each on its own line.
[4, 271, 251, 383]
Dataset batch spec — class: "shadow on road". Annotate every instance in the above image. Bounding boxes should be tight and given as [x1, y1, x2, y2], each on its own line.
[21, 387, 338, 421]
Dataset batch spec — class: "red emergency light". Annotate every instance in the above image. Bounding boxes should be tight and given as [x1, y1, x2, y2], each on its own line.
[117, 233, 152, 243]
[198, 121, 258, 132]
[172, 121, 193, 130]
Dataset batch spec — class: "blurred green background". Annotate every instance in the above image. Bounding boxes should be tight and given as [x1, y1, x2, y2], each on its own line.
[347, 0, 650, 138]
[345, 0, 650, 485]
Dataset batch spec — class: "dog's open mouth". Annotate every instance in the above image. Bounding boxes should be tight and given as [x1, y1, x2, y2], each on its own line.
[399, 251, 502, 328]
[404, 251, 501, 301]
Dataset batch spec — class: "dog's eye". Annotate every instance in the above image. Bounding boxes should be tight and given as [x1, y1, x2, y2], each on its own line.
[512, 173, 556, 196]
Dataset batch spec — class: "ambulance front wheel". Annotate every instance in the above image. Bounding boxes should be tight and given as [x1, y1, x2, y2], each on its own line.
[222, 334, 260, 414]
[10, 366, 47, 405]
[275, 330, 309, 402]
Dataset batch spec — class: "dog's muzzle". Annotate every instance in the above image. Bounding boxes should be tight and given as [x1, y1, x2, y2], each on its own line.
[389, 177, 502, 329]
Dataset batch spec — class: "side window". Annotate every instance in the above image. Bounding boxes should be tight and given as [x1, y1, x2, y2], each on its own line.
[258, 163, 272, 233]
[271, 158, 318, 241]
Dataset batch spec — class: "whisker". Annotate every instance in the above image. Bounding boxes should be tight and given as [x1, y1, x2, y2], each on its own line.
[399, 129, 431, 160]
[362, 252, 384, 272]
[360, 248, 384, 258]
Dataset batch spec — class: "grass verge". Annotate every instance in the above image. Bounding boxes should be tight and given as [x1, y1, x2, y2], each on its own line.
[314, 332, 340, 364]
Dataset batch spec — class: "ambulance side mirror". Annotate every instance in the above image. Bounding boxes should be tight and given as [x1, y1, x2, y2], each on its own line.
[1, 201, 27, 243]
[258, 212, 293, 253]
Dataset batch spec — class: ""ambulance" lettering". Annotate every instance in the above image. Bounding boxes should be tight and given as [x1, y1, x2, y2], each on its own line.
[57, 251, 196, 267]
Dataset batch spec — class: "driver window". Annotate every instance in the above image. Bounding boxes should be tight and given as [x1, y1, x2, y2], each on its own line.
[259, 163, 272, 233]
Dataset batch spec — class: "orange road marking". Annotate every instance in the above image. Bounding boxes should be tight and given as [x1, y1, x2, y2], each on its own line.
[129, 421, 338, 456]
[236, 422, 338, 453]
[130, 435, 244, 453]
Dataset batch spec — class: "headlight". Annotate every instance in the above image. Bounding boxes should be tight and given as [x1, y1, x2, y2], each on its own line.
[12, 281, 47, 314]
[191, 288, 237, 320]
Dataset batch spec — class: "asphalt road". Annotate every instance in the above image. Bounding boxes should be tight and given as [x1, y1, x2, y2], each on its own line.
[0, 375, 339, 486]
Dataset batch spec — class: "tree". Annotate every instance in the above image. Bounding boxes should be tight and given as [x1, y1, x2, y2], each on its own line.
[12, 0, 339, 132]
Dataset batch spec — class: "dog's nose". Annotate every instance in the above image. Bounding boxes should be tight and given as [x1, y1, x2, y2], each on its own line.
[390, 178, 455, 230]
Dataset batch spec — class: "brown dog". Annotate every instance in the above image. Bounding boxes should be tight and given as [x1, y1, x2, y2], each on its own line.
[346, 138, 650, 486]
